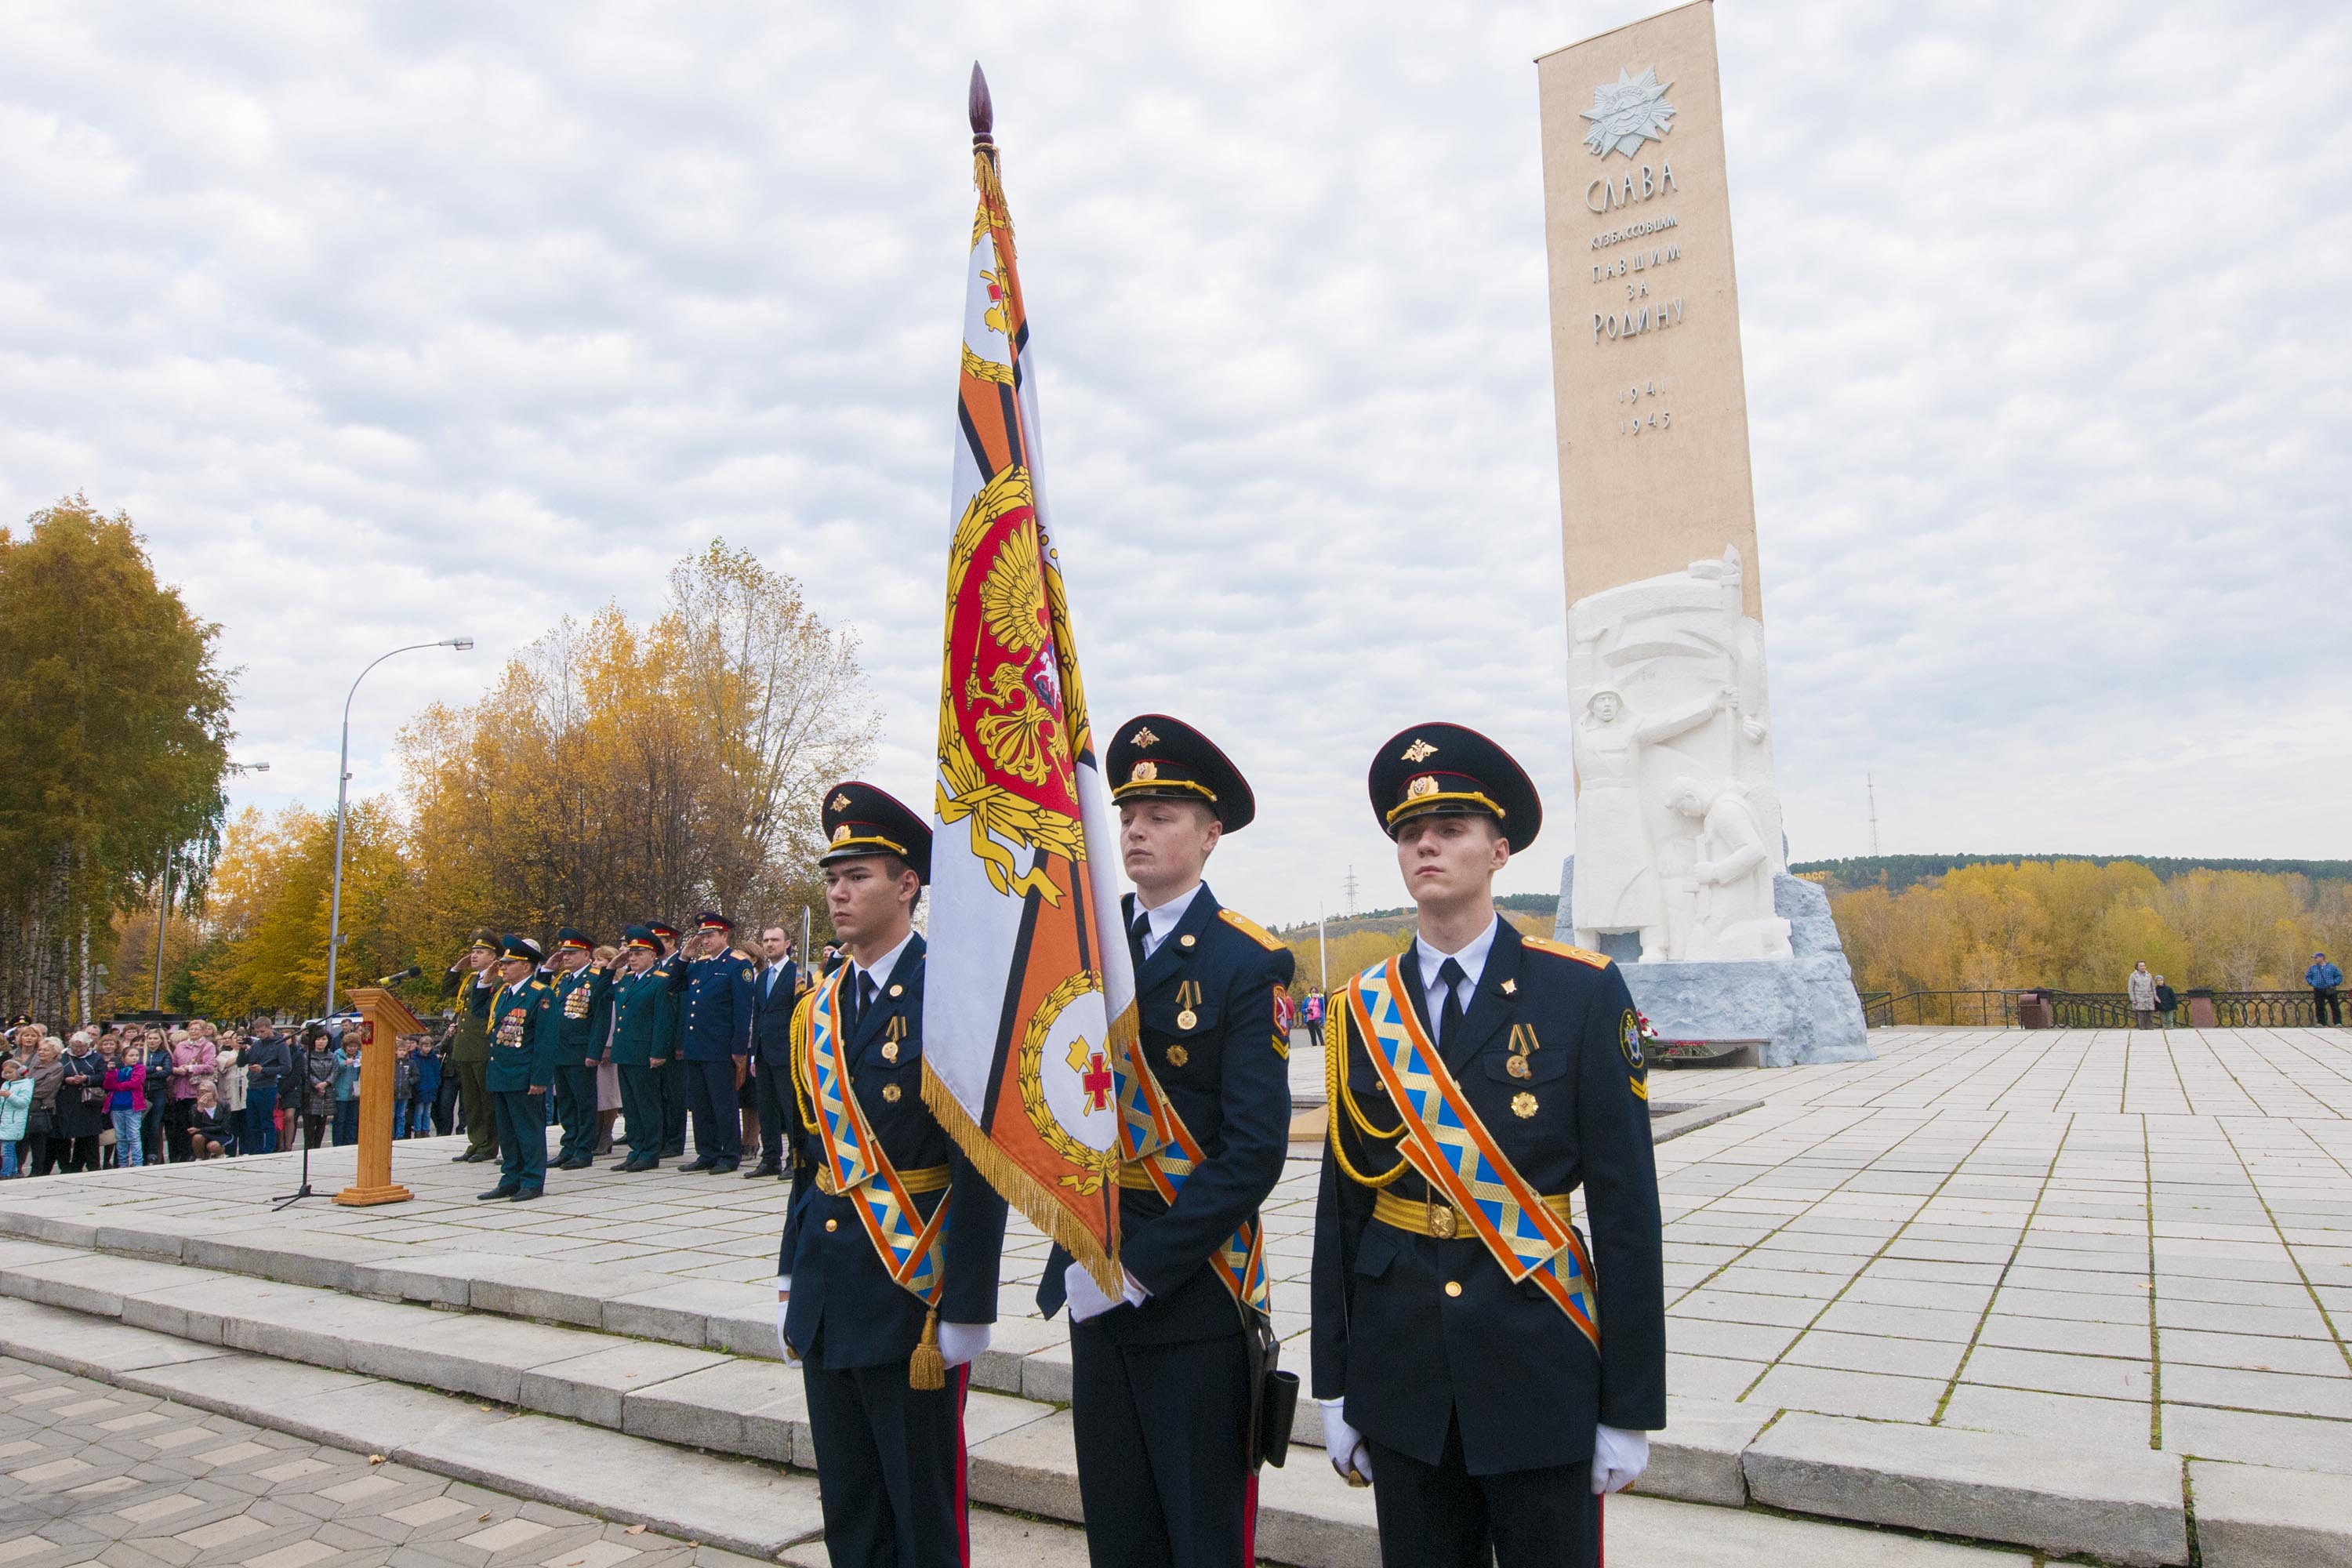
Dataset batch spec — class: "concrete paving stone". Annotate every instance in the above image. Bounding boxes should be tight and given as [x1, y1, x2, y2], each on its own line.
[2158, 1273, 2313, 1308]
[1809, 1300, 1983, 1343]
[620, 1359, 808, 1465]
[112, 1272, 314, 1346]
[966, 1408, 1084, 1525]
[2001, 1264, 2151, 1298]
[0, 1239, 81, 1272]
[1638, 1396, 1771, 1505]
[1744, 1411, 2186, 1566]
[1974, 1313, 2152, 1359]
[401, 1410, 826, 1559]
[1662, 1315, 1802, 1363]
[178, 1230, 397, 1292]
[117, 1353, 504, 1457]
[1837, 1275, 1994, 1312]
[1670, 1288, 1825, 1329]
[89, 1222, 204, 1263]
[1940, 1384, 2154, 1449]
[2159, 1327, 2350, 1376]
[342, 1308, 616, 1404]
[1991, 1282, 2151, 1325]
[5, 1254, 216, 1320]
[469, 1261, 670, 1329]
[1783, 1328, 1969, 1381]
[1861, 1257, 2008, 1287]
[2190, 1458, 2352, 1567]
[782, 1505, 1091, 1568]
[1741, 1363, 1946, 1423]
[0, 1300, 234, 1381]
[1662, 1352, 1766, 1402]
[597, 1278, 768, 1348]
[964, 1313, 1063, 1398]
[347, 1251, 511, 1308]
[2161, 1297, 2348, 1339]
[516, 1342, 730, 1428]
[1704, 1265, 1850, 1298]
[699, 1301, 784, 1362]
[2162, 1362, 2352, 1420]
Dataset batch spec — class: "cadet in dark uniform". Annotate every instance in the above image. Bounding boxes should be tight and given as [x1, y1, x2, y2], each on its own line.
[535, 928, 612, 1170]
[1312, 724, 1664, 1568]
[437, 931, 501, 1163]
[648, 921, 691, 1159]
[669, 912, 754, 1172]
[479, 935, 555, 1203]
[608, 927, 671, 1171]
[1035, 716, 1294, 1568]
[778, 782, 1008, 1568]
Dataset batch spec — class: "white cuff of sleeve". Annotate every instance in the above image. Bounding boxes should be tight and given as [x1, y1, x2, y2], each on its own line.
[774, 1275, 791, 1293]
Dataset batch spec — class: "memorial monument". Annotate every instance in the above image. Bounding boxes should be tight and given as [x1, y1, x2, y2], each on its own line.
[1537, 0, 1868, 1063]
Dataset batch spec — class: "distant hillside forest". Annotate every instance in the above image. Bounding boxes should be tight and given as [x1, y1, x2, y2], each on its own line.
[1270, 861, 2348, 998]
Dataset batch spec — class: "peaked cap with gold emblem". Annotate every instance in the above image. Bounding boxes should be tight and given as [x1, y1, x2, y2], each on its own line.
[1106, 713, 1256, 832]
[819, 780, 933, 883]
[1367, 721, 1543, 852]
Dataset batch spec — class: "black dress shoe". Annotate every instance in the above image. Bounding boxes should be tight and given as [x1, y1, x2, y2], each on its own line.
[477, 1186, 519, 1201]
[450, 1150, 474, 1163]
[510, 1189, 542, 1202]
[678, 1157, 716, 1173]
[744, 1161, 782, 1179]
[562, 1156, 593, 1171]
[709, 1160, 739, 1174]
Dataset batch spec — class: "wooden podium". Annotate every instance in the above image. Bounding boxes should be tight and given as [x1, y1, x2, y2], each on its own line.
[335, 986, 419, 1207]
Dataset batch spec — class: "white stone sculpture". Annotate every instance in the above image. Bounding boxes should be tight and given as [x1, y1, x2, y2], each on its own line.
[1567, 546, 1792, 962]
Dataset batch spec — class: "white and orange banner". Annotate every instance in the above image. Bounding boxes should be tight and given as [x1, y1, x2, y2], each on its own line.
[920, 71, 1134, 1292]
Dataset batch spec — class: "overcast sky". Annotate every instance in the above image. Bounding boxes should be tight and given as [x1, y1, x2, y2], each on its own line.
[3, 1, 2346, 931]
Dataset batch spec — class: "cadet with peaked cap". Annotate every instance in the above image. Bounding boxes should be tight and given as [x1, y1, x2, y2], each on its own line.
[480, 935, 556, 1202]
[533, 927, 612, 1171]
[778, 781, 1008, 1568]
[1312, 724, 1664, 1568]
[1036, 715, 1295, 1568]
[606, 927, 673, 1171]
[437, 931, 503, 1163]
[646, 921, 691, 1158]
[667, 911, 756, 1171]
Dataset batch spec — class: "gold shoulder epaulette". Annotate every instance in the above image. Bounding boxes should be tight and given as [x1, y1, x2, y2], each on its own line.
[1523, 935, 1611, 969]
[1218, 909, 1284, 952]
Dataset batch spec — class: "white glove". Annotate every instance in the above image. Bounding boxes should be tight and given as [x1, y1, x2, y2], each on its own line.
[1063, 1260, 1118, 1323]
[773, 1298, 801, 1367]
[937, 1322, 989, 1368]
[1591, 1423, 1648, 1494]
[1318, 1398, 1373, 1486]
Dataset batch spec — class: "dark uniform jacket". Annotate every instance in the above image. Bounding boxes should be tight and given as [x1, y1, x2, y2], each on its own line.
[667, 947, 755, 1062]
[1036, 886, 1295, 1345]
[607, 965, 670, 1068]
[1311, 919, 1665, 1477]
[485, 979, 554, 1094]
[752, 960, 799, 1065]
[533, 963, 613, 1069]
[437, 966, 499, 1064]
[776, 934, 1009, 1370]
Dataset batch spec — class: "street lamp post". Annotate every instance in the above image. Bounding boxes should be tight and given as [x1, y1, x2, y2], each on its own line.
[322, 640, 473, 1021]
[154, 760, 270, 1012]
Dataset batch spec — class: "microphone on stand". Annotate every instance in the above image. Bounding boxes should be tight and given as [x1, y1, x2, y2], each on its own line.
[372, 967, 423, 986]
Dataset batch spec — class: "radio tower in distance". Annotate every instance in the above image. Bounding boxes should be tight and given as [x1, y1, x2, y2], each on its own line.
[1342, 866, 1360, 917]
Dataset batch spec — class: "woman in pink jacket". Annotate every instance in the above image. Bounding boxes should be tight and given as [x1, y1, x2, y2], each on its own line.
[166, 1029, 217, 1161]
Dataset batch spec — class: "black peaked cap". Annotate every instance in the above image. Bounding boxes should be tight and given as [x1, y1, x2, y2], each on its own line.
[1367, 721, 1542, 853]
[1105, 713, 1256, 832]
[820, 781, 933, 884]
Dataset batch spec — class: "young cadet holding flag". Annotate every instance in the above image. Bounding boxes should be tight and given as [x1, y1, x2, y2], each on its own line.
[778, 782, 1007, 1568]
[1036, 716, 1294, 1568]
[1313, 724, 1665, 1568]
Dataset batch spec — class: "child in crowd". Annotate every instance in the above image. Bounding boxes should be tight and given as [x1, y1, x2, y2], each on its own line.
[0, 1058, 31, 1177]
[188, 1083, 230, 1159]
[103, 1045, 147, 1168]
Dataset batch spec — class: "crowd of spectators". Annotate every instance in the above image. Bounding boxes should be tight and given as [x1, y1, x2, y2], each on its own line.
[0, 1015, 456, 1178]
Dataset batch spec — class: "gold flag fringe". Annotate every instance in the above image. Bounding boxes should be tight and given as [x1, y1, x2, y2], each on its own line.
[921, 1059, 1123, 1299]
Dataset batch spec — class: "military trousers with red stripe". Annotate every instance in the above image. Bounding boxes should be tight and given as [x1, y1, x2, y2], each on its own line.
[802, 1359, 972, 1568]
[1068, 1314, 1258, 1568]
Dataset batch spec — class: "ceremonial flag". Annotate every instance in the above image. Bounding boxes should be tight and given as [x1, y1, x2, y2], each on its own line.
[921, 65, 1134, 1294]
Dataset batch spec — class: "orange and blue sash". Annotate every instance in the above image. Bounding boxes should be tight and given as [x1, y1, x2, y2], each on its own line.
[1347, 956, 1600, 1353]
[1114, 1037, 1272, 1319]
[800, 969, 951, 1310]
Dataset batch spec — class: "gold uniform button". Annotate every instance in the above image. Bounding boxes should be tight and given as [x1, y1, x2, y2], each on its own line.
[1444, 1281, 1463, 1298]
[825, 1218, 838, 1232]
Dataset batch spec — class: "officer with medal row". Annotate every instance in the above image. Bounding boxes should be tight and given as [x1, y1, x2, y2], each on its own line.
[477, 935, 555, 1203]
[1312, 725, 1666, 1568]
[1036, 715, 1295, 1568]
[776, 783, 1008, 1568]
[536, 927, 613, 1171]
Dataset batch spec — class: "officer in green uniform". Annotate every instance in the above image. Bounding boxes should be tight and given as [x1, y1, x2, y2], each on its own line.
[648, 921, 691, 1159]
[437, 930, 501, 1163]
[608, 926, 672, 1171]
[480, 935, 554, 1203]
[535, 928, 612, 1170]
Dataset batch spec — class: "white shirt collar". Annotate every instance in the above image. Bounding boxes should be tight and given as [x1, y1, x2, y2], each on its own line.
[1135, 883, 1204, 960]
[1415, 916, 1501, 1014]
[852, 928, 916, 994]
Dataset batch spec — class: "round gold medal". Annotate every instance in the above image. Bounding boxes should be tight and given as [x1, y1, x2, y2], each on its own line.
[1176, 1008, 1197, 1031]
[1167, 1045, 1190, 1068]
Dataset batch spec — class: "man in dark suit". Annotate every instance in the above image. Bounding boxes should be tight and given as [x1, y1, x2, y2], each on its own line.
[777, 781, 1008, 1568]
[746, 924, 799, 1178]
[1312, 724, 1665, 1568]
[1036, 715, 1294, 1568]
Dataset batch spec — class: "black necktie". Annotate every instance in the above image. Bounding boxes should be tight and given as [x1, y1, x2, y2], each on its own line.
[1131, 911, 1152, 960]
[1436, 957, 1467, 1054]
[844, 971, 873, 1035]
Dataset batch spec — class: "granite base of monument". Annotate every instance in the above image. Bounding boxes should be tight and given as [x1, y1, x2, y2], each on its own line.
[1555, 859, 1873, 1066]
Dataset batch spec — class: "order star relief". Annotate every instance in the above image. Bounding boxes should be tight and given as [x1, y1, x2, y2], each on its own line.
[1582, 67, 1675, 158]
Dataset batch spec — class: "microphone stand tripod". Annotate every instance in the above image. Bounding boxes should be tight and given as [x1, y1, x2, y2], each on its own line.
[274, 1037, 322, 1210]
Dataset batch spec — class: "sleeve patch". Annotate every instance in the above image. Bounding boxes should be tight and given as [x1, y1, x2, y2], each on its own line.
[1523, 935, 1612, 969]
[1218, 909, 1285, 952]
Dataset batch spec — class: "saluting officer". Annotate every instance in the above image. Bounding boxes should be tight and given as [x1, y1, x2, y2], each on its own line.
[778, 782, 1007, 1568]
[607, 927, 672, 1171]
[647, 921, 691, 1159]
[478, 935, 556, 1203]
[1312, 725, 1664, 1568]
[437, 930, 502, 1163]
[1036, 716, 1294, 1568]
[669, 912, 755, 1172]
[535, 928, 612, 1170]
